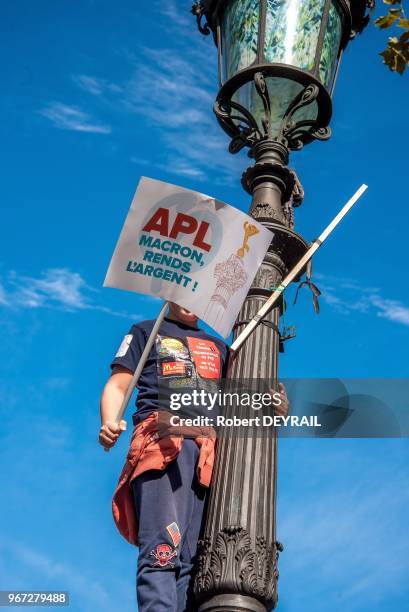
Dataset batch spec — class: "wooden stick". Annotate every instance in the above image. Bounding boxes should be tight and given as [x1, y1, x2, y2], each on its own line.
[230, 184, 368, 353]
[104, 300, 169, 452]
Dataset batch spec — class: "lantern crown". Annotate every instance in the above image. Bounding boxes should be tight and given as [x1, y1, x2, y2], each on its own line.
[192, 0, 375, 153]
[192, 1, 374, 41]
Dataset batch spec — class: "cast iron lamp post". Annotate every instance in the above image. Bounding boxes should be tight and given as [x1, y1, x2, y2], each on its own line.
[191, 2, 374, 610]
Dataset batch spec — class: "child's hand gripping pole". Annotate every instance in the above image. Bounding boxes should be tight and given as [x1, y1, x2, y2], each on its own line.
[103, 301, 169, 452]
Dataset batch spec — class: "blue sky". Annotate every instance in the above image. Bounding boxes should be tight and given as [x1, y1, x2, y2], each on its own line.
[1, 1, 408, 610]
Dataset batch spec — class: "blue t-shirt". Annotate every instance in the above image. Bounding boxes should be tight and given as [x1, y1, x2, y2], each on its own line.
[111, 317, 229, 420]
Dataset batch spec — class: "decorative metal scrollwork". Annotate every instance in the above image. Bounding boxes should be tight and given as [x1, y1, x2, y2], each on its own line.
[214, 98, 262, 154]
[351, 0, 376, 37]
[214, 74, 331, 154]
[194, 526, 281, 606]
[278, 84, 332, 150]
[191, 2, 211, 35]
[254, 72, 271, 136]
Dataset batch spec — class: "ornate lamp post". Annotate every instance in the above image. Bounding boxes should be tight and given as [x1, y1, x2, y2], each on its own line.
[191, 2, 374, 611]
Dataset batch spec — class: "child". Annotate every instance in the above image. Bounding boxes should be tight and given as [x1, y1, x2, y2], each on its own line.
[99, 302, 229, 611]
[99, 302, 288, 611]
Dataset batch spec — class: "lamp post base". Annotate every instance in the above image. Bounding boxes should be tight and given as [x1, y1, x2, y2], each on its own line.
[198, 593, 267, 612]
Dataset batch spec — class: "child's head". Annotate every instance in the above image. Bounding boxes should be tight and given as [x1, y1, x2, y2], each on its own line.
[168, 302, 198, 327]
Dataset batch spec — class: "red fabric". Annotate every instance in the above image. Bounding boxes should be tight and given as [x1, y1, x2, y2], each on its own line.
[112, 411, 216, 546]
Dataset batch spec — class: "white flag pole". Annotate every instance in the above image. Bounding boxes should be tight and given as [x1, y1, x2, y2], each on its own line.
[230, 184, 368, 354]
[104, 300, 169, 452]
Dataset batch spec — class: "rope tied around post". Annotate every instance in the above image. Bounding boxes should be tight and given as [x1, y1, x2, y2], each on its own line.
[233, 319, 286, 352]
[293, 258, 321, 314]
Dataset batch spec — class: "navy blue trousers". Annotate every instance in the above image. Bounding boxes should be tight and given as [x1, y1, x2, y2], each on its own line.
[132, 439, 207, 612]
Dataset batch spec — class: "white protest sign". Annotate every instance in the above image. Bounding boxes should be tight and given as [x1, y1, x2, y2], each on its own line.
[104, 177, 272, 338]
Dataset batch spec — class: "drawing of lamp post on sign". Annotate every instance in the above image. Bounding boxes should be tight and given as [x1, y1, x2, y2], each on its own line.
[204, 221, 260, 327]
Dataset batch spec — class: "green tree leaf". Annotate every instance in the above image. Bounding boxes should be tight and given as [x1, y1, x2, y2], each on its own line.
[380, 33, 409, 74]
[372, 0, 409, 73]
[375, 9, 402, 29]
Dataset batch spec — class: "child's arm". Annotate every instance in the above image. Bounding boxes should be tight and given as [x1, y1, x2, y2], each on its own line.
[99, 366, 132, 449]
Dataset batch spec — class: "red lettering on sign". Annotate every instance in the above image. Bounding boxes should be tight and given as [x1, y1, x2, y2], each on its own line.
[169, 213, 197, 240]
[193, 221, 211, 252]
[142, 208, 169, 235]
[142, 208, 212, 252]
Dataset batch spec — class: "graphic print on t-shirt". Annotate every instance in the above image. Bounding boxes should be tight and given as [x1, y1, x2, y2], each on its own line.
[186, 337, 221, 379]
[162, 361, 189, 377]
[155, 336, 193, 385]
[155, 335, 221, 390]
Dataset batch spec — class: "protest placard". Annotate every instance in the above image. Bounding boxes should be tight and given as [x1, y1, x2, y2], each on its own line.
[104, 177, 272, 338]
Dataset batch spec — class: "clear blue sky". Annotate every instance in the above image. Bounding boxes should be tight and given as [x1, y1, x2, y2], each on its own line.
[1, 1, 408, 610]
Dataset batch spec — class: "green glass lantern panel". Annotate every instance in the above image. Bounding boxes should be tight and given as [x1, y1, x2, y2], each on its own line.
[232, 77, 318, 139]
[319, 1, 343, 88]
[264, 0, 326, 71]
[222, 0, 260, 81]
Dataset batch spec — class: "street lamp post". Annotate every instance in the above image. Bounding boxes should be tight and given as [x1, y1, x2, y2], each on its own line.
[191, 1, 374, 610]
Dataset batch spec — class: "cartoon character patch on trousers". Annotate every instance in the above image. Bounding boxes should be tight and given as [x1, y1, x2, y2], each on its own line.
[150, 543, 177, 568]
